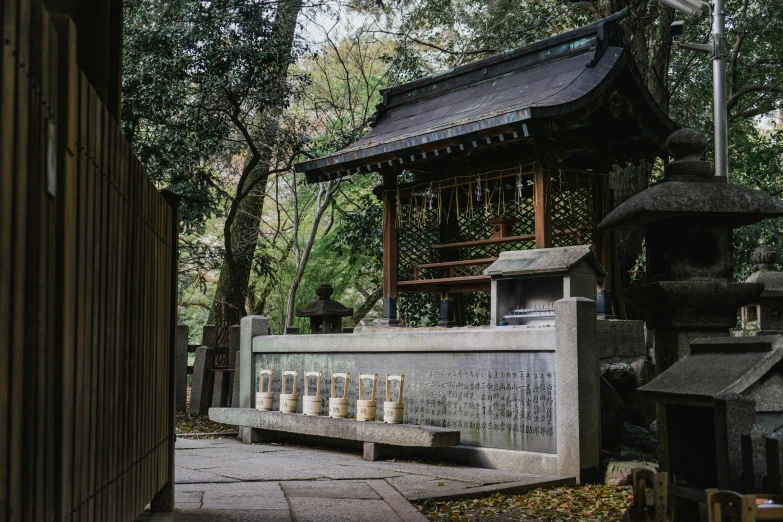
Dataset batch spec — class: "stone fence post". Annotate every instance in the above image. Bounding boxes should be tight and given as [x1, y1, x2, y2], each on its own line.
[202, 324, 217, 348]
[190, 346, 215, 415]
[240, 316, 268, 409]
[555, 297, 599, 484]
[228, 324, 241, 407]
[175, 323, 189, 412]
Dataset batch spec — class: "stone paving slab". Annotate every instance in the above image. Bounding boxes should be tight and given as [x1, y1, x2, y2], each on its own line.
[137, 437, 568, 521]
[386, 474, 475, 498]
[175, 467, 239, 484]
[204, 463, 325, 481]
[288, 498, 405, 522]
[367, 480, 430, 522]
[141, 509, 292, 521]
[281, 480, 380, 499]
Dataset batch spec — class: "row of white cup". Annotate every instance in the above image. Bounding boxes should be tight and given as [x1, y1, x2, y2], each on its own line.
[255, 370, 405, 423]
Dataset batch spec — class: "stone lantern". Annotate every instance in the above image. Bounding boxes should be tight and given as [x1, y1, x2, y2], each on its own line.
[742, 246, 783, 333]
[598, 129, 783, 372]
[296, 284, 353, 334]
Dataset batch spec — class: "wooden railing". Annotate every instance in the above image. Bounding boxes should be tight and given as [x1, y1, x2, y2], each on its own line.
[1, 3, 178, 521]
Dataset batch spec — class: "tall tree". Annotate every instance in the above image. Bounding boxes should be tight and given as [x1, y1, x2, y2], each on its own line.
[123, 0, 306, 341]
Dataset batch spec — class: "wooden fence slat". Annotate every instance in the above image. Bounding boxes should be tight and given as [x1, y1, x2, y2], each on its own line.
[9, 0, 31, 519]
[107, 118, 117, 521]
[0, 0, 20, 517]
[52, 14, 78, 519]
[86, 81, 98, 522]
[72, 70, 88, 522]
[27, 3, 44, 519]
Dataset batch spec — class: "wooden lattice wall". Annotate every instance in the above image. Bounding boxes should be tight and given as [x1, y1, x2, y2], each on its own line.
[396, 166, 602, 285]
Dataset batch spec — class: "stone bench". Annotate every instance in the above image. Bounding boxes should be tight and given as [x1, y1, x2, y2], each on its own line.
[209, 407, 461, 461]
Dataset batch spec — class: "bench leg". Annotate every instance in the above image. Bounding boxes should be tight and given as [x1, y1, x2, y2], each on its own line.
[364, 442, 396, 461]
[239, 426, 263, 444]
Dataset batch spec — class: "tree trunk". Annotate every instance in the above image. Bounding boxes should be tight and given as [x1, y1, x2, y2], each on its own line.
[207, 0, 303, 343]
[208, 169, 268, 341]
[284, 180, 338, 328]
[608, 161, 652, 319]
[598, 0, 670, 318]
[349, 287, 382, 326]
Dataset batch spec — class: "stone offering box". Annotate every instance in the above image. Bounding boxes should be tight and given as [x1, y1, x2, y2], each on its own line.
[484, 245, 606, 327]
[238, 298, 601, 481]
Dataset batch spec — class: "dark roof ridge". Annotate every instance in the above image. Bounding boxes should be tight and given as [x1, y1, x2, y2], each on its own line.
[379, 8, 629, 100]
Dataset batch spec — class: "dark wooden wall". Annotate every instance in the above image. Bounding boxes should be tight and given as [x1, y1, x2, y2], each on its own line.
[1, 2, 177, 521]
[41, 0, 123, 120]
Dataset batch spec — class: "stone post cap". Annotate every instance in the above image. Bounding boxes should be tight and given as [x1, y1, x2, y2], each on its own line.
[315, 283, 334, 300]
[666, 128, 707, 161]
[752, 246, 777, 271]
[663, 128, 714, 179]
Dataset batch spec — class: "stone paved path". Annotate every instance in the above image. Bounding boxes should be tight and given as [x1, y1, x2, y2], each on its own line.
[137, 437, 567, 521]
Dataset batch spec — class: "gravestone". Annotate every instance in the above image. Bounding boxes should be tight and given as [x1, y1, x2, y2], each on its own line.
[741, 424, 770, 492]
[596, 320, 645, 359]
[190, 346, 215, 415]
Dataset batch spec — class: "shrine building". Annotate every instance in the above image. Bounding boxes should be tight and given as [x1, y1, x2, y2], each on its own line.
[294, 10, 676, 326]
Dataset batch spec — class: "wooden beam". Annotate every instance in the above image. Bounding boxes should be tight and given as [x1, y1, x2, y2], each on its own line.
[534, 164, 552, 248]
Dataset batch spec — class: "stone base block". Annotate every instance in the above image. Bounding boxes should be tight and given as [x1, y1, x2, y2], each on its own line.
[363, 442, 396, 461]
[239, 426, 262, 444]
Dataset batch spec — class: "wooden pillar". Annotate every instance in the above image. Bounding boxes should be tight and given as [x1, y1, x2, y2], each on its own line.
[534, 164, 552, 249]
[380, 171, 400, 326]
[437, 187, 458, 326]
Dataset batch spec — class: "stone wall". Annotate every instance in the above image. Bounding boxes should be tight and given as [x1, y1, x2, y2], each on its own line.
[238, 298, 601, 481]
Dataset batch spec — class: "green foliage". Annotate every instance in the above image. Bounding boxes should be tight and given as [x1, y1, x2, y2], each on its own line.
[330, 190, 383, 273]
[666, 1, 783, 280]
[400, 293, 439, 326]
[125, 0, 783, 330]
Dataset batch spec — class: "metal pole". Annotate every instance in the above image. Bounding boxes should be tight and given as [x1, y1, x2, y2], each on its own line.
[712, 0, 729, 179]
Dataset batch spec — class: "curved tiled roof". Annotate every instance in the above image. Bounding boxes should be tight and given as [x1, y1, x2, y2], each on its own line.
[296, 9, 676, 183]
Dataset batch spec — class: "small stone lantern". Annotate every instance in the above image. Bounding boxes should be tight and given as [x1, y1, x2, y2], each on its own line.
[742, 246, 783, 333]
[296, 284, 353, 334]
